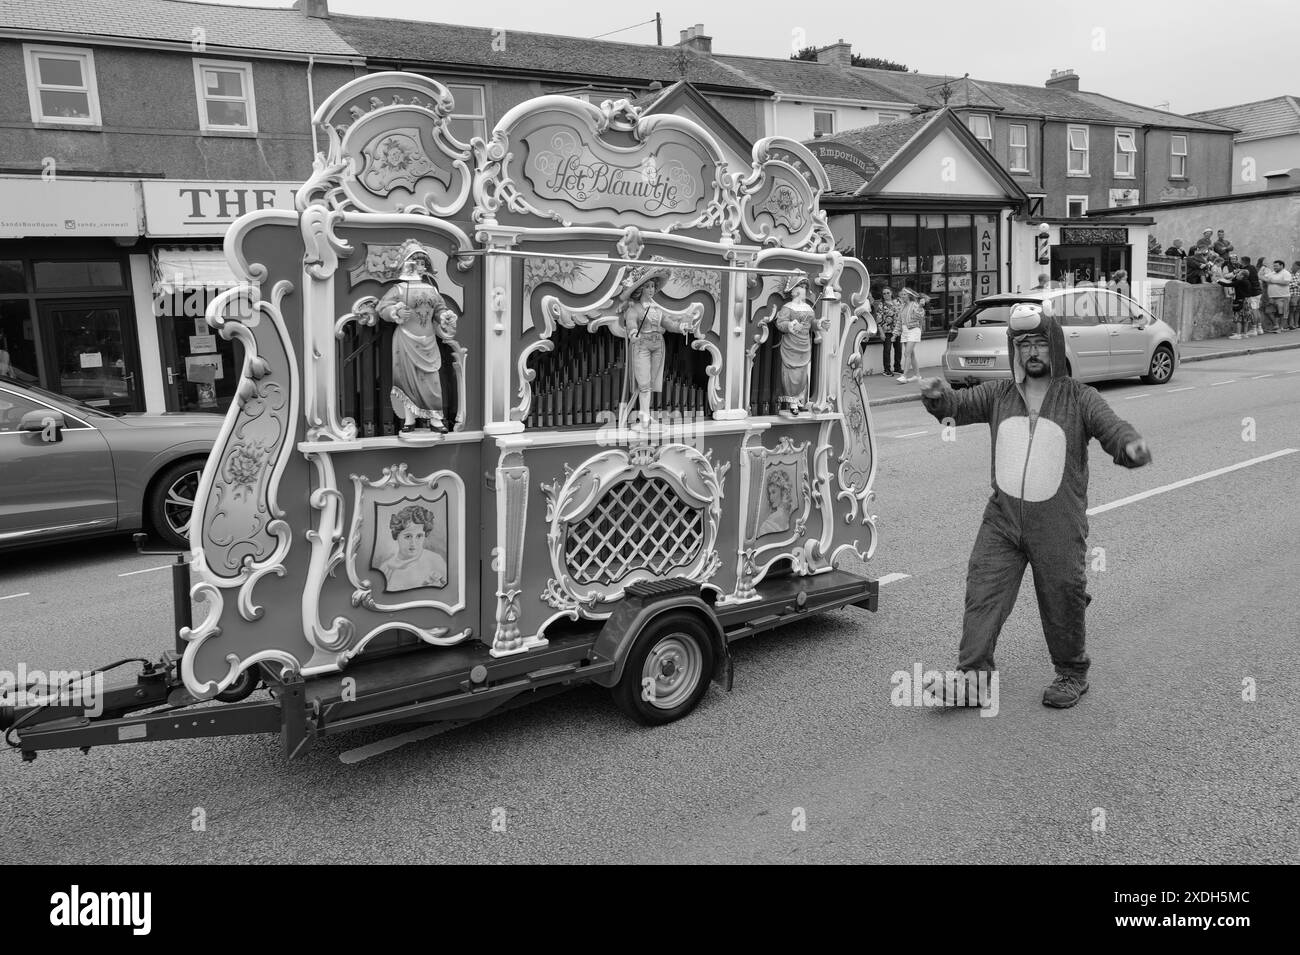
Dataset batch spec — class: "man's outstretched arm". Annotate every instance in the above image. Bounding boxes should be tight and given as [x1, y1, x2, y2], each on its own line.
[919, 377, 998, 426]
[1080, 387, 1151, 468]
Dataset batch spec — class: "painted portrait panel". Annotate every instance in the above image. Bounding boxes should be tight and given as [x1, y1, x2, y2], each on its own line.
[370, 495, 450, 594]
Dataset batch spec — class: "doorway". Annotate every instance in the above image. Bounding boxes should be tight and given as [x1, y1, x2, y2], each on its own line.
[37, 299, 143, 414]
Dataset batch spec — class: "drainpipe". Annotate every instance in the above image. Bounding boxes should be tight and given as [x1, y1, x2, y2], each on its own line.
[307, 55, 319, 156]
[770, 92, 782, 138]
[1039, 116, 1047, 213]
[1141, 125, 1149, 204]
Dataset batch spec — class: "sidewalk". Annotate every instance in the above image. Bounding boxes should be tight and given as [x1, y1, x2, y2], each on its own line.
[863, 334, 1300, 407]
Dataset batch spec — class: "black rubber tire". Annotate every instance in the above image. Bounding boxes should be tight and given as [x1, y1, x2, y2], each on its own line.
[148, 459, 203, 550]
[215, 666, 261, 703]
[1141, 345, 1175, 385]
[612, 611, 716, 726]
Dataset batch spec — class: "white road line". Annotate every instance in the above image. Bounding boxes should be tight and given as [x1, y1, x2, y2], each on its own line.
[892, 430, 930, 439]
[877, 573, 912, 586]
[1209, 380, 1236, 387]
[0, 592, 31, 601]
[1124, 394, 1150, 400]
[1088, 448, 1299, 517]
[117, 565, 171, 578]
[1251, 374, 1273, 379]
[1166, 386, 1195, 393]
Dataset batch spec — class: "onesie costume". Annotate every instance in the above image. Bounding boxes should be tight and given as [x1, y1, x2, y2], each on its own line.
[922, 307, 1146, 683]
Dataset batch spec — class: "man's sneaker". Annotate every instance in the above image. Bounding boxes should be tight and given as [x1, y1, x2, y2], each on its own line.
[1228, 333, 1243, 340]
[1042, 674, 1089, 708]
[926, 673, 992, 709]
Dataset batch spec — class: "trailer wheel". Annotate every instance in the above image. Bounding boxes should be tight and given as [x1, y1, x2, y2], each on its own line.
[612, 612, 715, 726]
[215, 666, 261, 703]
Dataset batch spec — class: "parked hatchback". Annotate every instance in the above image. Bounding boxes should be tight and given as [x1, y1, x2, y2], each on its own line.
[943, 288, 1179, 387]
[0, 377, 221, 551]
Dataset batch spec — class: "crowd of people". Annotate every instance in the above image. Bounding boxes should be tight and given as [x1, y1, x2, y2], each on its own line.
[1158, 229, 1298, 337]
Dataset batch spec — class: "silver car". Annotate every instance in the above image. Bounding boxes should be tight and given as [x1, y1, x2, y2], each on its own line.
[943, 289, 1180, 387]
[0, 378, 220, 551]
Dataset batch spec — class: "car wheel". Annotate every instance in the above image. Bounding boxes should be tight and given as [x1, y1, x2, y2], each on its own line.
[612, 611, 715, 726]
[1141, 345, 1175, 385]
[148, 460, 203, 549]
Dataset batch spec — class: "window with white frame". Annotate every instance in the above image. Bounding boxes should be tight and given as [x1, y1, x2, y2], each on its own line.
[968, 113, 993, 151]
[876, 111, 904, 124]
[445, 83, 487, 141]
[1009, 124, 1029, 172]
[813, 109, 835, 137]
[193, 60, 256, 132]
[1114, 128, 1137, 177]
[1066, 195, 1089, 218]
[24, 45, 101, 125]
[1067, 125, 1089, 175]
[1170, 135, 1188, 179]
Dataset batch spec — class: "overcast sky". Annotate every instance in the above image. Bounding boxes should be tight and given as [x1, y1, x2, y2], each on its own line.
[215, 0, 1292, 114]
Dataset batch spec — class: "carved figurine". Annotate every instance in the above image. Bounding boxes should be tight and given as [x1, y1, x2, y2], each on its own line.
[377, 240, 459, 433]
[774, 275, 826, 417]
[616, 265, 699, 428]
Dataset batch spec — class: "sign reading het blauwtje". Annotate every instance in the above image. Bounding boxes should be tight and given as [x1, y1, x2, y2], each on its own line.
[519, 123, 710, 220]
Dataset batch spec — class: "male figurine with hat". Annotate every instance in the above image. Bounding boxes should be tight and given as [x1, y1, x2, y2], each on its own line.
[918, 302, 1152, 709]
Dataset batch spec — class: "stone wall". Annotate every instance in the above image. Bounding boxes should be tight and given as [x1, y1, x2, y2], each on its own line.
[1162, 281, 1237, 341]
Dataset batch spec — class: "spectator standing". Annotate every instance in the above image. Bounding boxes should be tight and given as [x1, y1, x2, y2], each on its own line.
[1212, 230, 1234, 261]
[1261, 259, 1291, 333]
[1289, 261, 1300, 331]
[1109, 269, 1131, 299]
[1241, 256, 1264, 336]
[1221, 261, 1250, 339]
[1164, 238, 1187, 257]
[1030, 272, 1051, 291]
[1195, 229, 1214, 252]
[875, 286, 902, 374]
[895, 289, 924, 383]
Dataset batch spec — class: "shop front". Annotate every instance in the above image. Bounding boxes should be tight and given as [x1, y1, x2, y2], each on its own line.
[1009, 218, 1154, 297]
[0, 177, 146, 413]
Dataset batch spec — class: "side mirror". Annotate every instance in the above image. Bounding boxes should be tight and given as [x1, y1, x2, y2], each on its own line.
[19, 410, 65, 443]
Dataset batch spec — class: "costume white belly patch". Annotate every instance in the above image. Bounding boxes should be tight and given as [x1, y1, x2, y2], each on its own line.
[994, 415, 1066, 502]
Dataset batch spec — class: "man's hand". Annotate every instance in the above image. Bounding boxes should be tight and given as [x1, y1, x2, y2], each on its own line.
[919, 377, 949, 400]
[1125, 438, 1152, 466]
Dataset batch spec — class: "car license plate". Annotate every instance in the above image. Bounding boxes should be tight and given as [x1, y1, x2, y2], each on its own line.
[964, 357, 993, 367]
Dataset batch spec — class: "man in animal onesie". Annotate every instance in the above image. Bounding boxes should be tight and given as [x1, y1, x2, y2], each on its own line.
[918, 302, 1152, 708]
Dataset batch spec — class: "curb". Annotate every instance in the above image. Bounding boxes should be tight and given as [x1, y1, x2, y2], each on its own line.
[865, 340, 1300, 407]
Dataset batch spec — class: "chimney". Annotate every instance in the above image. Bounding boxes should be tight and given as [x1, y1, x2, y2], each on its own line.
[816, 39, 852, 67]
[677, 23, 712, 54]
[1045, 68, 1079, 91]
[294, 0, 330, 18]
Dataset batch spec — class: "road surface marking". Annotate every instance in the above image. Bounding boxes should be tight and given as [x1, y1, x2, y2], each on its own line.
[1209, 380, 1236, 387]
[1123, 394, 1150, 400]
[1251, 374, 1273, 379]
[340, 722, 469, 764]
[0, 592, 31, 601]
[1088, 448, 1299, 517]
[117, 565, 171, 578]
[1166, 386, 1195, 393]
[877, 573, 912, 586]
[891, 430, 930, 439]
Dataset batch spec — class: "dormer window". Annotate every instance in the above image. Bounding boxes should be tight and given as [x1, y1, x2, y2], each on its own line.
[968, 113, 993, 151]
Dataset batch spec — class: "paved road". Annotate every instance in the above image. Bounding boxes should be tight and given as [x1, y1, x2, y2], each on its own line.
[1, 350, 1297, 864]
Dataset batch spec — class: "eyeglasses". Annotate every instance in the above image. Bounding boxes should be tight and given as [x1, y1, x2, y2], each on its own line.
[1015, 340, 1048, 353]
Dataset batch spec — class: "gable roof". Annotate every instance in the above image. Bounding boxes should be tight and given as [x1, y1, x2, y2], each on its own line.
[0, 0, 361, 57]
[813, 108, 1029, 205]
[632, 81, 754, 161]
[328, 14, 763, 93]
[1186, 96, 1300, 138]
[713, 54, 911, 104]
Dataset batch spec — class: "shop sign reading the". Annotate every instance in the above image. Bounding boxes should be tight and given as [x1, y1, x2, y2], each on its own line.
[142, 180, 299, 236]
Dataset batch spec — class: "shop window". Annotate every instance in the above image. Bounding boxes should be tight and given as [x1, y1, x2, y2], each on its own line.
[0, 300, 39, 384]
[968, 114, 993, 152]
[1067, 125, 1089, 176]
[1170, 135, 1188, 179]
[813, 110, 835, 137]
[445, 83, 487, 142]
[857, 214, 889, 279]
[194, 60, 257, 133]
[0, 260, 26, 294]
[33, 260, 125, 291]
[1009, 124, 1029, 172]
[24, 44, 101, 125]
[1114, 128, 1137, 178]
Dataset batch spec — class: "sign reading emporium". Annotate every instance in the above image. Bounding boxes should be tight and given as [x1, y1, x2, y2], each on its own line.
[524, 129, 705, 218]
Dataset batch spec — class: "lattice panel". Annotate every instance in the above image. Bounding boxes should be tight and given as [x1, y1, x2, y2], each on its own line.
[564, 475, 704, 585]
